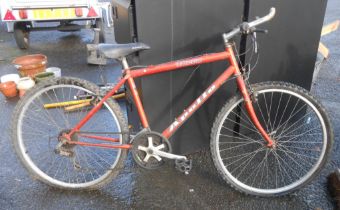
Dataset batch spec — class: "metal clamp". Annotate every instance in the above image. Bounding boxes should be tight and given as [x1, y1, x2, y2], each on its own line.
[98, 2, 114, 28]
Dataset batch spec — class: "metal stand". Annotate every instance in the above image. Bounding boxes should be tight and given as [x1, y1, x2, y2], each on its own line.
[87, 28, 107, 65]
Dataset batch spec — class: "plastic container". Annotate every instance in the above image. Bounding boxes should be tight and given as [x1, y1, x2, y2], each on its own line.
[1, 74, 20, 84]
[0, 81, 17, 98]
[17, 77, 35, 97]
[34, 72, 54, 83]
[46, 67, 61, 77]
[12, 54, 47, 77]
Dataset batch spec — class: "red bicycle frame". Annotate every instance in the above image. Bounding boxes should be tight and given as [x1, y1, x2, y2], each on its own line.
[64, 45, 274, 149]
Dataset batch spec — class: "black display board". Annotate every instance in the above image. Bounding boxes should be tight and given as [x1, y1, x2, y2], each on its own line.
[246, 0, 328, 88]
[133, 0, 243, 154]
[111, 0, 327, 154]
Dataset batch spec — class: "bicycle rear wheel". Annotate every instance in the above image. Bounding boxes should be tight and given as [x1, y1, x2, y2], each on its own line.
[210, 82, 333, 196]
[11, 77, 128, 190]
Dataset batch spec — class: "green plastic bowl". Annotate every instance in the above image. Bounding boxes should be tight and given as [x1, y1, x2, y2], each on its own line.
[34, 72, 55, 83]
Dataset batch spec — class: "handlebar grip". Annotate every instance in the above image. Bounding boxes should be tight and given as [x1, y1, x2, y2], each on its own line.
[222, 28, 241, 42]
[248, 7, 276, 28]
[253, 29, 269, 34]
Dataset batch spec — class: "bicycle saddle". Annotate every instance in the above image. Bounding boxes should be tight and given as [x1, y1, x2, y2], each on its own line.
[97, 43, 150, 59]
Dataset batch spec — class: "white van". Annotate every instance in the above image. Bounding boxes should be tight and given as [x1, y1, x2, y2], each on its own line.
[0, 0, 112, 49]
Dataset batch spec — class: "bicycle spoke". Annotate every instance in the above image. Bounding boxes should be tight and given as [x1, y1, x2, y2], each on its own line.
[277, 145, 315, 171]
[243, 150, 267, 183]
[219, 141, 259, 152]
[250, 151, 268, 187]
[274, 102, 307, 136]
[255, 97, 270, 132]
[279, 132, 321, 144]
[276, 116, 318, 140]
[225, 113, 263, 136]
[225, 147, 264, 167]
[272, 92, 283, 129]
[232, 108, 261, 135]
[222, 149, 262, 160]
[277, 146, 309, 174]
[83, 146, 115, 169]
[219, 133, 261, 144]
[33, 97, 63, 130]
[259, 150, 270, 189]
[262, 92, 274, 132]
[236, 148, 265, 179]
[277, 144, 319, 160]
[272, 149, 293, 185]
[24, 107, 58, 128]
[46, 90, 70, 128]
[77, 147, 97, 181]
[275, 95, 292, 133]
[230, 148, 263, 174]
[279, 140, 322, 144]
[278, 127, 321, 144]
[221, 125, 262, 143]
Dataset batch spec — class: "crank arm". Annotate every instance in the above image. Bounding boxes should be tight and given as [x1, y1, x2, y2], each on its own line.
[152, 150, 187, 161]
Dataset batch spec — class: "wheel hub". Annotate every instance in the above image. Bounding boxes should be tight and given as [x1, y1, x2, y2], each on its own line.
[55, 129, 78, 157]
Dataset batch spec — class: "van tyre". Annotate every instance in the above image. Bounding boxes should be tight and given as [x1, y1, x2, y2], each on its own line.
[14, 22, 30, 49]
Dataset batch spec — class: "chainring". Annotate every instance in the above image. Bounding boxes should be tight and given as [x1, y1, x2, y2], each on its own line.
[131, 131, 172, 170]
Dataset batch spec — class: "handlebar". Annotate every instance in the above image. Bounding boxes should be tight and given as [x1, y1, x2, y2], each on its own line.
[248, 7, 276, 28]
[223, 7, 276, 42]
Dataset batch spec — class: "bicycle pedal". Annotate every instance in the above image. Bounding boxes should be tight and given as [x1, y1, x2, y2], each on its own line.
[175, 159, 192, 175]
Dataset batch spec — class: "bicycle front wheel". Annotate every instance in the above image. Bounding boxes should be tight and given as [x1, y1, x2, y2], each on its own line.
[210, 82, 333, 196]
[11, 77, 128, 190]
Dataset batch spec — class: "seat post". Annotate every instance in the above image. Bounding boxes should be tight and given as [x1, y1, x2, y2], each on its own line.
[121, 57, 129, 69]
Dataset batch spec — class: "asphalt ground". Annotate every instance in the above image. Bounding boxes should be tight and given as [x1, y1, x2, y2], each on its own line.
[0, 1, 339, 209]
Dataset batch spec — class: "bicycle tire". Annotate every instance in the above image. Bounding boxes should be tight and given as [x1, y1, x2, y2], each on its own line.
[11, 77, 128, 190]
[210, 81, 333, 196]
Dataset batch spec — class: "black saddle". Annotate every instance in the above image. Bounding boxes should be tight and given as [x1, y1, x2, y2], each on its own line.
[97, 43, 150, 59]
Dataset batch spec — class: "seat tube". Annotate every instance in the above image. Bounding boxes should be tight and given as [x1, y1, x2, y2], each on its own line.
[127, 76, 150, 129]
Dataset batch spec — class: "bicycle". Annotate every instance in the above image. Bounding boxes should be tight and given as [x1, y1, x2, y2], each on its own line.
[11, 8, 334, 197]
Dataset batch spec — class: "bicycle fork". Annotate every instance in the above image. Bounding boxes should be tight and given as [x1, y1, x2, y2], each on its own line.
[226, 45, 274, 147]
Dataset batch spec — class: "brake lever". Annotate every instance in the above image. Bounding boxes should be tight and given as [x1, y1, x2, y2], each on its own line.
[252, 28, 268, 34]
[253, 33, 258, 53]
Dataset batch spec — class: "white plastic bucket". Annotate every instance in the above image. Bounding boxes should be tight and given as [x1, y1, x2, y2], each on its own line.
[17, 77, 35, 90]
[1, 74, 20, 84]
[17, 77, 35, 98]
[46, 67, 61, 77]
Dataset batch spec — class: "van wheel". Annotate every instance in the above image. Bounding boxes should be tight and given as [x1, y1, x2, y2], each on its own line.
[14, 22, 30, 49]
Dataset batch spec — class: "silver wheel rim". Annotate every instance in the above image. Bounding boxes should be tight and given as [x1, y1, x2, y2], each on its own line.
[17, 84, 123, 189]
[214, 88, 327, 195]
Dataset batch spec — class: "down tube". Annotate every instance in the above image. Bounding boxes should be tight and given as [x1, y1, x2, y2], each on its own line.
[162, 66, 236, 139]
